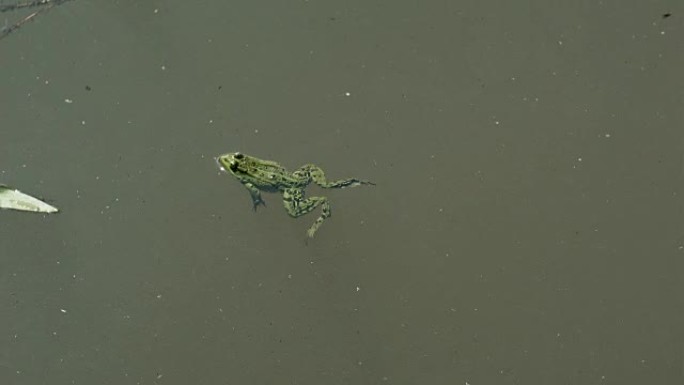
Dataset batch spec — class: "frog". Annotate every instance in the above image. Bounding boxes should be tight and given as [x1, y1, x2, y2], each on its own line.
[217, 152, 374, 238]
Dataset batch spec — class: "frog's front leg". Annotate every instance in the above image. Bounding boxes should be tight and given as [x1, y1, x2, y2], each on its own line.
[296, 164, 375, 189]
[242, 181, 266, 210]
[282, 188, 330, 238]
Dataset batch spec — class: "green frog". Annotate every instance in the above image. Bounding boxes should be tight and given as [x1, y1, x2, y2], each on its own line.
[217, 152, 374, 238]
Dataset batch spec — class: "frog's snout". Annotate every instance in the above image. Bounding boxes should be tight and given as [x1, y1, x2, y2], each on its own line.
[215, 156, 226, 172]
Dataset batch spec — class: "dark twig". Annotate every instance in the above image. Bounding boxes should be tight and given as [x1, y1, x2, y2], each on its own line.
[0, 0, 72, 13]
[0, 0, 74, 41]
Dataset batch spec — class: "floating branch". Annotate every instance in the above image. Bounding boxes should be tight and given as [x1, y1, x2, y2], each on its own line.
[0, 184, 59, 213]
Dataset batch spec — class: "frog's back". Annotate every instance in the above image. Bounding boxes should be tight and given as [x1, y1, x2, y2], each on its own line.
[243, 158, 300, 190]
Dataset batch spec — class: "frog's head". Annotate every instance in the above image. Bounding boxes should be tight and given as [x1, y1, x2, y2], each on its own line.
[216, 152, 246, 174]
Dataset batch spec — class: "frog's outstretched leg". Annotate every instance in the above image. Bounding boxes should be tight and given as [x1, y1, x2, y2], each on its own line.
[295, 164, 375, 189]
[283, 188, 330, 238]
[243, 181, 266, 210]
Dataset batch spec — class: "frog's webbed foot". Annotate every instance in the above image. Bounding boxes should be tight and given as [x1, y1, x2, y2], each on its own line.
[341, 179, 375, 188]
[306, 226, 318, 238]
[243, 182, 266, 211]
[318, 177, 375, 189]
[251, 196, 266, 211]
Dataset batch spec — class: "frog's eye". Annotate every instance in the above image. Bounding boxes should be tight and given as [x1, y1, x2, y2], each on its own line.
[235, 153, 244, 160]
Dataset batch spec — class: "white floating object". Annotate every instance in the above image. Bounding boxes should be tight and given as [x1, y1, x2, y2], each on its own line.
[0, 184, 59, 213]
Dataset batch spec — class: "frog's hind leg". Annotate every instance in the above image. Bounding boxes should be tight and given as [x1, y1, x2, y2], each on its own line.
[297, 164, 375, 189]
[283, 188, 330, 238]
